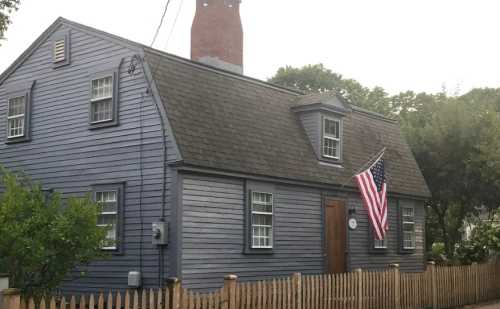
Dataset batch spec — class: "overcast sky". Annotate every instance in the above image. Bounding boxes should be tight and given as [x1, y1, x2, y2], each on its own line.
[2, 0, 500, 95]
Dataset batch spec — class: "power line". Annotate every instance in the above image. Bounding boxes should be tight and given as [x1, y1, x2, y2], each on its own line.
[150, 0, 172, 47]
[164, 0, 184, 50]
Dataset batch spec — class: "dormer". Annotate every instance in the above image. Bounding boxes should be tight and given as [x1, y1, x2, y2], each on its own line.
[292, 92, 350, 164]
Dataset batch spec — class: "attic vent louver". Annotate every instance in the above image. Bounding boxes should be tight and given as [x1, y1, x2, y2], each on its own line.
[53, 39, 66, 63]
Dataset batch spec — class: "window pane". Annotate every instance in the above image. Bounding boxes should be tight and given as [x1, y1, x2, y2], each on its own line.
[324, 118, 339, 138]
[8, 97, 25, 116]
[252, 213, 272, 226]
[91, 99, 113, 122]
[91, 76, 113, 100]
[403, 207, 414, 218]
[403, 222, 414, 232]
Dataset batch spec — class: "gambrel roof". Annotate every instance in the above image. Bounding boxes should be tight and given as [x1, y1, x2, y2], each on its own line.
[0, 17, 430, 198]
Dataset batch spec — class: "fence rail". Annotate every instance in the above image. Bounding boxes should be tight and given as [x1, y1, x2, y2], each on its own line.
[2, 260, 500, 309]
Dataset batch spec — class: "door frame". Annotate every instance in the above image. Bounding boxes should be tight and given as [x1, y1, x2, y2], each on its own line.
[323, 196, 348, 273]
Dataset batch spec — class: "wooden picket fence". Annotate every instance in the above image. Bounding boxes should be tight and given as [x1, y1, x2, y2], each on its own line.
[3, 260, 500, 309]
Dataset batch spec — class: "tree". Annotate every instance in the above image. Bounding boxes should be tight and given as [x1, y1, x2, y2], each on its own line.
[0, 0, 20, 42]
[0, 167, 107, 297]
[400, 89, 500, 256]
[269, 63, 500, 259]
[268, 64, 394, 116]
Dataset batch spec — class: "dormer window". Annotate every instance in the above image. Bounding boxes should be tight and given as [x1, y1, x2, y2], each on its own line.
[322, 117, 341, 160]
[293, 92, 347, 163]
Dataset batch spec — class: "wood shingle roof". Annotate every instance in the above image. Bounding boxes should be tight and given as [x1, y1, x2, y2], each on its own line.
[144, 48, 430, 198]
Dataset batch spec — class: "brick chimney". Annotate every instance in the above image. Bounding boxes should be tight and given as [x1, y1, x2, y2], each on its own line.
[191, 0, 243, 74]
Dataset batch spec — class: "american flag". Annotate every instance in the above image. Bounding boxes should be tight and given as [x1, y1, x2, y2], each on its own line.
[354, 154, 388, 240]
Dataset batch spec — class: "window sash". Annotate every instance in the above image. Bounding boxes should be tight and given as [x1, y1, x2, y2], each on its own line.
[323, 118, 340, 138]
[374, 238, 387, 249]
[91, 99, 113, 123]
[251, 192, 273, 249]
[91, 76, 113, 101]
[322, 136, 340, 159]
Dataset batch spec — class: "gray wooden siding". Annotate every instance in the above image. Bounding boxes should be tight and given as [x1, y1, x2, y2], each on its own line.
[181, 173, 425, 290]
[346, 196, 425, 272]
[181, 174, 325, 290]
[298, 111, 321, 158]
[0, 24, 175, 293]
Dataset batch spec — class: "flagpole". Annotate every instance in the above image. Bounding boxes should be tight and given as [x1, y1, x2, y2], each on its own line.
[340, 147, 386, 188]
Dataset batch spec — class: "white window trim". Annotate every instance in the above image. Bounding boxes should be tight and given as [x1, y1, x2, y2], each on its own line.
[90, 75, 114, 124]
[322, 117, 341, 160]
[95, 189, 119, 251]
[251, 191, 273, 249]
[402, 206, 416, 250]
[7, 96, 26, 139]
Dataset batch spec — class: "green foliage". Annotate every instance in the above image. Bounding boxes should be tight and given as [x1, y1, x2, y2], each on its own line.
[0, 0, 20, 42]
[402, 89, 500, 257]
[455, 217, 500, 265]
[0, 167, 107, 297]
[429, 242, 447, 264]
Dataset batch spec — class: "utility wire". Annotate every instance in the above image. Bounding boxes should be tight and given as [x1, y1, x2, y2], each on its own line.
[164, 0, 184, 50]
[150, 0, 172, 47]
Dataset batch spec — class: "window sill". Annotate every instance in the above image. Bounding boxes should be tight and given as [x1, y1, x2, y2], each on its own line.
[101, 247, 124, 256]
[399, 248, 416, 254]
[369, 247, 388, 254]
[5, 136, 31, 144]
[89, 119, 119, 130]
[53, 60, 70, 69]
[243, 248, 274, 255]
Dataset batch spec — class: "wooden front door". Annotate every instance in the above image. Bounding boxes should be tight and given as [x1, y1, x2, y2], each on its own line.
[325, 200, 347, 273]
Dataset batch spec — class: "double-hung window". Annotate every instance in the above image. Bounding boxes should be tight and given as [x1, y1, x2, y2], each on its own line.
[251, 192, 273, 249]
[90, 76, 114, 123]
[93, 184, 124, 251]
[402, 206, 416, 250]
[7, 96, 26, 138]
[322, 117, 341, 160]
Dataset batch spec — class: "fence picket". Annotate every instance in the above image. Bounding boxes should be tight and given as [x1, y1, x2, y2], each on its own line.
[89, 294, 95, 309]
[27, 298, 35, 309]
[107, 292, 113, 309]
[13, 261, 500, 309]
[116, 292, 122, 309]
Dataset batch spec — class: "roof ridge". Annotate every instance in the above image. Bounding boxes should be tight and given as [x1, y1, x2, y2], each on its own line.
[143, 47, 303, 96]
[62, 17, 305, 96]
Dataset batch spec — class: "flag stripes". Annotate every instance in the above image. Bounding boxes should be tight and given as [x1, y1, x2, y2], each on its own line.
[354, 154, 388, 240]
